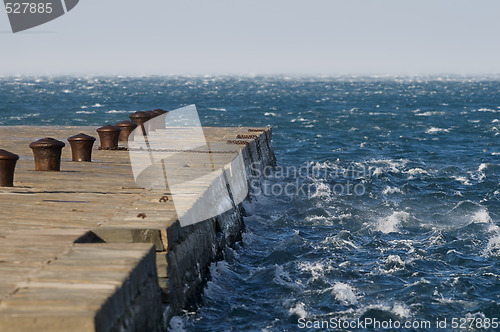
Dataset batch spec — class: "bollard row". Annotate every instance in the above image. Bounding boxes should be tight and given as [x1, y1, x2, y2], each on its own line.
[0, 108, 169, 187]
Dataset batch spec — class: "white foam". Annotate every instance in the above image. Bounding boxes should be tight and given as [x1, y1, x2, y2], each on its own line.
[426, 127, 450, 134]
[359, 303, 411, 319]
[384, 255, 406, 272]
[291, 117, 307, 123]
[305, 215, 329, 224]
[375, 211, 410, 233]
[406, 168, 429, 176]
[297, 261, 330, 281]
[289, 302, 308, 319]
[332, 282, 358, 305]
[76, 110, 96, 114]
[208, 107, 227, 112]
[92, 103, 103, 107]
[310, 182, 332, 200]
[305, 214, 350, 226]
[415, 111, 445, 117]
[369, 112, 395, 115]
[8, 113, 40, 120]
[372, 167, 383, 176]
[392, 303, 411, 318]
[469, 168, 486, 183]
[309, 160, 337, 172]
[106, 110, 129, 114]
[478, 163, 488, 172]
[323, 235, 358, 250]
[451, 176, 471, 185]
[382, 186, 402, 195]
[369, 158, 408, 174]
[475, 108, 499, 113]
[486, 235, 500, 256]
[405, 278, 431, 288]
[429, 231, 446, 246]
[273, 265, 301, 289]
[264, 112, 276, 116]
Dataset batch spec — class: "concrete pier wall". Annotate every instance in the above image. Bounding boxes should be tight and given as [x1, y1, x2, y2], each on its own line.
[162, 129, 276, 316]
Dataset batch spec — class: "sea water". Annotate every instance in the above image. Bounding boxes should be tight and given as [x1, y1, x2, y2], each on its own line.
[1, 76, 499, 331]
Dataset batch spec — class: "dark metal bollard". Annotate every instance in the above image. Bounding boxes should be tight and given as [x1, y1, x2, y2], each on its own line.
[0, 149, 19, 187]
[67, 133, 96, 162]
[29, 138, 65, 171]
[129, 111, 152, 135]
[129, 111, 151, 127]
[153, 109, 168, 116]
[115, 120, 137, 142]
[96, 125, 121, 150]
[145, 110, 157, 118]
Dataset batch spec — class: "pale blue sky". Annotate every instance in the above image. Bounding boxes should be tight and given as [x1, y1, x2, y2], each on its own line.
[1, 0, 500, 76]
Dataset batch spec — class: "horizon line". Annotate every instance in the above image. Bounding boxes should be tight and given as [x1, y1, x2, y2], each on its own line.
[2, 73, 500, 80]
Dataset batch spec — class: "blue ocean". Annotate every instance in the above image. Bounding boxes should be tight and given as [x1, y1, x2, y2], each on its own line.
[1, 76, 499, 331]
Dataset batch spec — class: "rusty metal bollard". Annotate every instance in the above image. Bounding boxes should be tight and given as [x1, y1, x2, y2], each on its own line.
[29, 138, 65, 171]
[129, 111, 151, 135]
[67, 133, 96, 162]
[145, 110, 157, 118]
[129, 111, 151, 127]
[115, 120, 137, 142]
[0, 149, 19, 187]
[153, 109, 168, 116]
[96, 125, 121, 150]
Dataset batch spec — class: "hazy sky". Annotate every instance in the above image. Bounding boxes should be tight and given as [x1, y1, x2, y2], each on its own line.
[1, 0, 500, 76]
